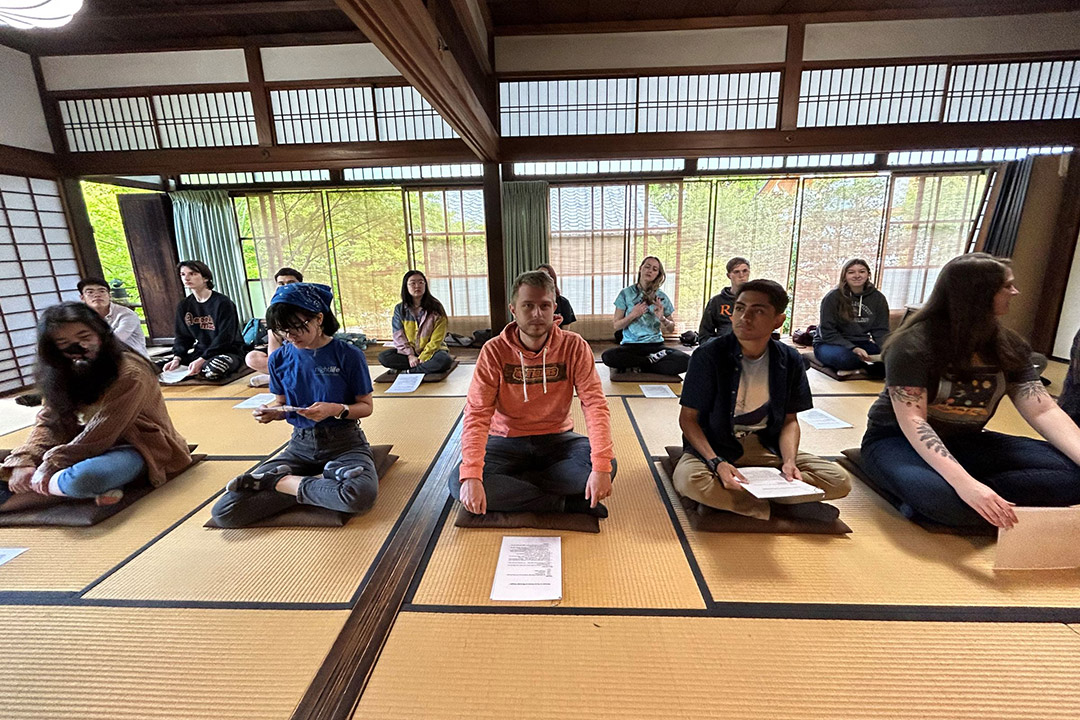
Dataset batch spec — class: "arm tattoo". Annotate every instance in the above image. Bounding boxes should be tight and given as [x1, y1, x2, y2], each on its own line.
[913, 418, 958, 463]
[1011, 380, 1049, 404]
[888, 386, 925, 406]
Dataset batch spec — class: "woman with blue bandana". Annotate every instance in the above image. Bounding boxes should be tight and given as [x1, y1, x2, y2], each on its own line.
[211, 283, 379, 526]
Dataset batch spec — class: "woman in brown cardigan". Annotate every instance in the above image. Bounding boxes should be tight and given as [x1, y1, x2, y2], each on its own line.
[1, 303, 191, 506]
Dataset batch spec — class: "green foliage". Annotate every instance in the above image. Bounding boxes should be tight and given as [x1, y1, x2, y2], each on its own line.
[81, 181, 151, 317]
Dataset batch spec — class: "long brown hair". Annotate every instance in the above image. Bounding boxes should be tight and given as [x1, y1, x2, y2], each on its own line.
[836, 258, 875, 323]
[536, 263, 561, 297]
[884, 253, 1029, 375]
[634, 255, 666, 303]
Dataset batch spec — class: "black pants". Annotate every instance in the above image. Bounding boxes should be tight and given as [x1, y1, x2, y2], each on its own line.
[601, 342, 690, 376]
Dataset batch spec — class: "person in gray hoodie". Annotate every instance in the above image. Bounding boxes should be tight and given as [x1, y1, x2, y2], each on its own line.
[698, 256, 750, 341]
[813, 258, 890, 376]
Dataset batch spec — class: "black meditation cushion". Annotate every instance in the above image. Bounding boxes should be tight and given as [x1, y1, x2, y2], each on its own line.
[374, 358, 460, 384]
[609, 371, 682, 384]
[452, 504, 600, 533]
[203, 444, 398, 528]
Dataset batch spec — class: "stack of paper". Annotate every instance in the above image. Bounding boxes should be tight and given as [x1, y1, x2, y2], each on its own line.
[159, 365, 192, 384]
[490, 536, 562, 601]
[738, 467, 826, 500]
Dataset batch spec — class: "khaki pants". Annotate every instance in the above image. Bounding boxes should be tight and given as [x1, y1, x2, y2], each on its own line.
[672, 435, 851, 520]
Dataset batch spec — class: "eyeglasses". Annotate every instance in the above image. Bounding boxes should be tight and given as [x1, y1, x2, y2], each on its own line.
[275, 317, 314, 338]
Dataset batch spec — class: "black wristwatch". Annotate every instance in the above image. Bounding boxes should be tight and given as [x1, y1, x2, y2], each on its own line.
[705, 456, 723, 474]
[336, 404, 350, 420]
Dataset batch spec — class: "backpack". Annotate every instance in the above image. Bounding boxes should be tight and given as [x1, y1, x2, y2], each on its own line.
[241, 318, 267, 349]
[792, 325, 817, 347]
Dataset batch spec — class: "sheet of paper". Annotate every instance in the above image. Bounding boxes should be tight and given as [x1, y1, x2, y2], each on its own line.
[640, 384, 677, 399]
[739, 466, 826, 500]
[0, 548, 28, 567]
[385, 373, 425, 394]
[233, 393, 278, 409]
[798, 408, 854, 430]
[382, 341, 396, 347]
[995, 506, 1080, 570]
[159, 365, 192, 384]
[490, 536, 562, 602]
[0, 399, 39, 436]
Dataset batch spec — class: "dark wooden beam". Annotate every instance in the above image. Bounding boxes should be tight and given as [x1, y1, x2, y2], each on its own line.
[332, 0, 499, 161]
[0, 144, 58, 178]
[494, 1, 1080, 35]
[501, 119, 1080, 161]
[1032, 151, 1080, 353]
[62, 139, 476, 176]
[6, 30, 369, 56]
[58, 178, 103, 279]
[779, 22, 804, 132]
[483, 161, 507, 330]
[30, 56, 68, 155]
[449, 0, 494, 75]
[244, 47, 275, 147]
[95, 1, 338, 21]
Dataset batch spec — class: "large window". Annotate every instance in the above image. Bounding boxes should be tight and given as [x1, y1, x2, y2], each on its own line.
[236, 187, 487, 335]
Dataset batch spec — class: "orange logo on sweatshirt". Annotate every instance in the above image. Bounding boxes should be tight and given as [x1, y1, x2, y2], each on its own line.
[503, 363, 568, 385]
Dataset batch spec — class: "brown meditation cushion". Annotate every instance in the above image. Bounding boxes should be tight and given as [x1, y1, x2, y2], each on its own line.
[374, 358, 460, 384]
[452, 504, 600, 533]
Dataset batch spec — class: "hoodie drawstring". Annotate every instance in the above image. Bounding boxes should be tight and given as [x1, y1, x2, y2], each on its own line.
[542, 347, 548, 395]
[518, 346, 550, 403]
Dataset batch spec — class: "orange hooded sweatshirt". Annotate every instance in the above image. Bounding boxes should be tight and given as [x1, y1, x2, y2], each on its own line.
[459, 321, 614, 480]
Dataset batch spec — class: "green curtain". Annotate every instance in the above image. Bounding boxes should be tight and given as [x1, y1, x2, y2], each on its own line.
[502, 180, 550, 293]
[170, 189, 253, 322]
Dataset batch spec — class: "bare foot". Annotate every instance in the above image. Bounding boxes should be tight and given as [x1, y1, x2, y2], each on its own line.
[95, 489, 124, 506]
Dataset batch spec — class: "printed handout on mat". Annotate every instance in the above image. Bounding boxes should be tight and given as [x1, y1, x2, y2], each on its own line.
[640, 384, 678, 399]
[0, 548, 28, 567]
[995, 507, 1080, 570]
[385, 373, 425, 394]
[798, 408, 854, 430]
[739, 467, 826, 501]
[233, 393, 278, 409]
[0, 399, 39, 436]
[159, 366, 192, 384]
[491, 536, 562, 602]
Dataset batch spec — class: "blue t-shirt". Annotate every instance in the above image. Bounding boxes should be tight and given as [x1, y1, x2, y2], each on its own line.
[614, 286, 675, 344]
[268, 338, 373, 429]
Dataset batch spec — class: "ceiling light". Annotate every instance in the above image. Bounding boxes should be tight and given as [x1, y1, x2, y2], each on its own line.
[0, 0, 84, 30]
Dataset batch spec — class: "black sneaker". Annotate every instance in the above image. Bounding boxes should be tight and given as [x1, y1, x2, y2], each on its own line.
[226, 464, 291, 493]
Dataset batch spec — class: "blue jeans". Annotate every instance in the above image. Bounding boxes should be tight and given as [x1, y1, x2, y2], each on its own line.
[211, 422, 378, 527]
[52, 446, 147, 498]
[814, 340, 880, 371]
[861, 431, 1080, 528]
[448, 431, 617, 513]
[378, 348, 453, 374]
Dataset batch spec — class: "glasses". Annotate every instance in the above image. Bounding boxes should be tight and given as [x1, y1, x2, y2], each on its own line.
[275, 317, 314, 338]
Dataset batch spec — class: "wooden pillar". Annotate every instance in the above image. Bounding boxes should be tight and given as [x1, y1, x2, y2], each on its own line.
[1032, 151, 1080, 353]
[779, 22, 805, 132]
[58, 178, 103, 279]
[483, 161, 507, 330]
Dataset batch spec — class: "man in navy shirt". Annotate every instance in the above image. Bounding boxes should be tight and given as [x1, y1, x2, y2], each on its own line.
[675, 279, 851, 519]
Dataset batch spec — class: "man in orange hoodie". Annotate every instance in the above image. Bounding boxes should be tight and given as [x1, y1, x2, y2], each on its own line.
[451, 271, 616, 517]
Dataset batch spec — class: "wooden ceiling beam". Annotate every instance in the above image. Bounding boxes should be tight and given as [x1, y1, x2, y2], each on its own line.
[61, 139, 476, 176]
[1, 30, 368, 57]
[500, 120, 1080, 161]
[332, 0, 499, 162]
[92, 1, 339, 20]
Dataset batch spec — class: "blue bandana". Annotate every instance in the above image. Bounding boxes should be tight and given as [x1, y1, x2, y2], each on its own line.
[270, 282, 333, 314]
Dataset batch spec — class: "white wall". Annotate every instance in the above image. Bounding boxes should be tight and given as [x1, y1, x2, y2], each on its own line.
[1054, 225, 1080, 359]
[261, 43, 400, 82]
[40, 49, 248, 90]
[0, 45, 53, 153]
[495, 26, 787, 73]
[805, 12, 1080, 61]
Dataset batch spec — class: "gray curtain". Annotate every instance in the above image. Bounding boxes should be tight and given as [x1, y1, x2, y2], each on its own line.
[170, 189, 253, 322]
[502, 180, 550, 292]
[983, 156, 1035, 258]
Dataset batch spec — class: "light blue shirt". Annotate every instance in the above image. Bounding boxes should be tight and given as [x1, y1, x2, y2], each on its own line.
[614, 286, 674, 344]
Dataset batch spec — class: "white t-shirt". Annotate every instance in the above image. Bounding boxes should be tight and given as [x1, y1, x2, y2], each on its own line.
[105, 303, 149, 358]
[733, 348, 770, 435]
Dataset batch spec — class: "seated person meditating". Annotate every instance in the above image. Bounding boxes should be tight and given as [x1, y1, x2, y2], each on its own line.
[860, 253, 1080, 530]
[246, 266, 303, 387]
[1, 303, 190, 506]
[162, 260, 245, 381]
[675, 280, 852, 520]
[212, 283, 379, 527]
[450, 270, 616, 517]
[1061, 326, 1080, 426]
[79, 277, 149, 357]
[378, 270, 453, 375]
[537, 263, 577, 329]
[813, 258, 890, 377]
[602, 256, 690, 376]
[698, 256, 750, 341]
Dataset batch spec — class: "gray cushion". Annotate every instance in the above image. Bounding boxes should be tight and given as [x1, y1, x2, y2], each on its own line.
[452, 505, 600, 533]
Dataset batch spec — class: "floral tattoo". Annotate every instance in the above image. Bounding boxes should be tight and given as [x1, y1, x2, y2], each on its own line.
[913, 418, 957, 462]
[888, 386, 925, 406]
[1011, 380, 1049, 404]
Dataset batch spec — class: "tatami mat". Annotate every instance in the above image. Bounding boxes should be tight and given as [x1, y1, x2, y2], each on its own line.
[356, 612, 1080, 720]
[0, 460, 248, 592]
[370, 362, 476, 397]
[161, 374, 263, 400]
[0, 425, 32, 452]
[165, 399, 294, 456]
[0, 605, 346, 719]
[84, 397, 464, 604]
[0, 399, 39, 436]
[807, 368, 883, 395]
[663, 469, 1080, 608]
[1044, 359, 1069, 397]
[597, 363, 683, 396]
[410, 398, 705, 609]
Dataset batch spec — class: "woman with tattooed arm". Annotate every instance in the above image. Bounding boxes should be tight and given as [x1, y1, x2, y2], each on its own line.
[860, 253, 1080, 530]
